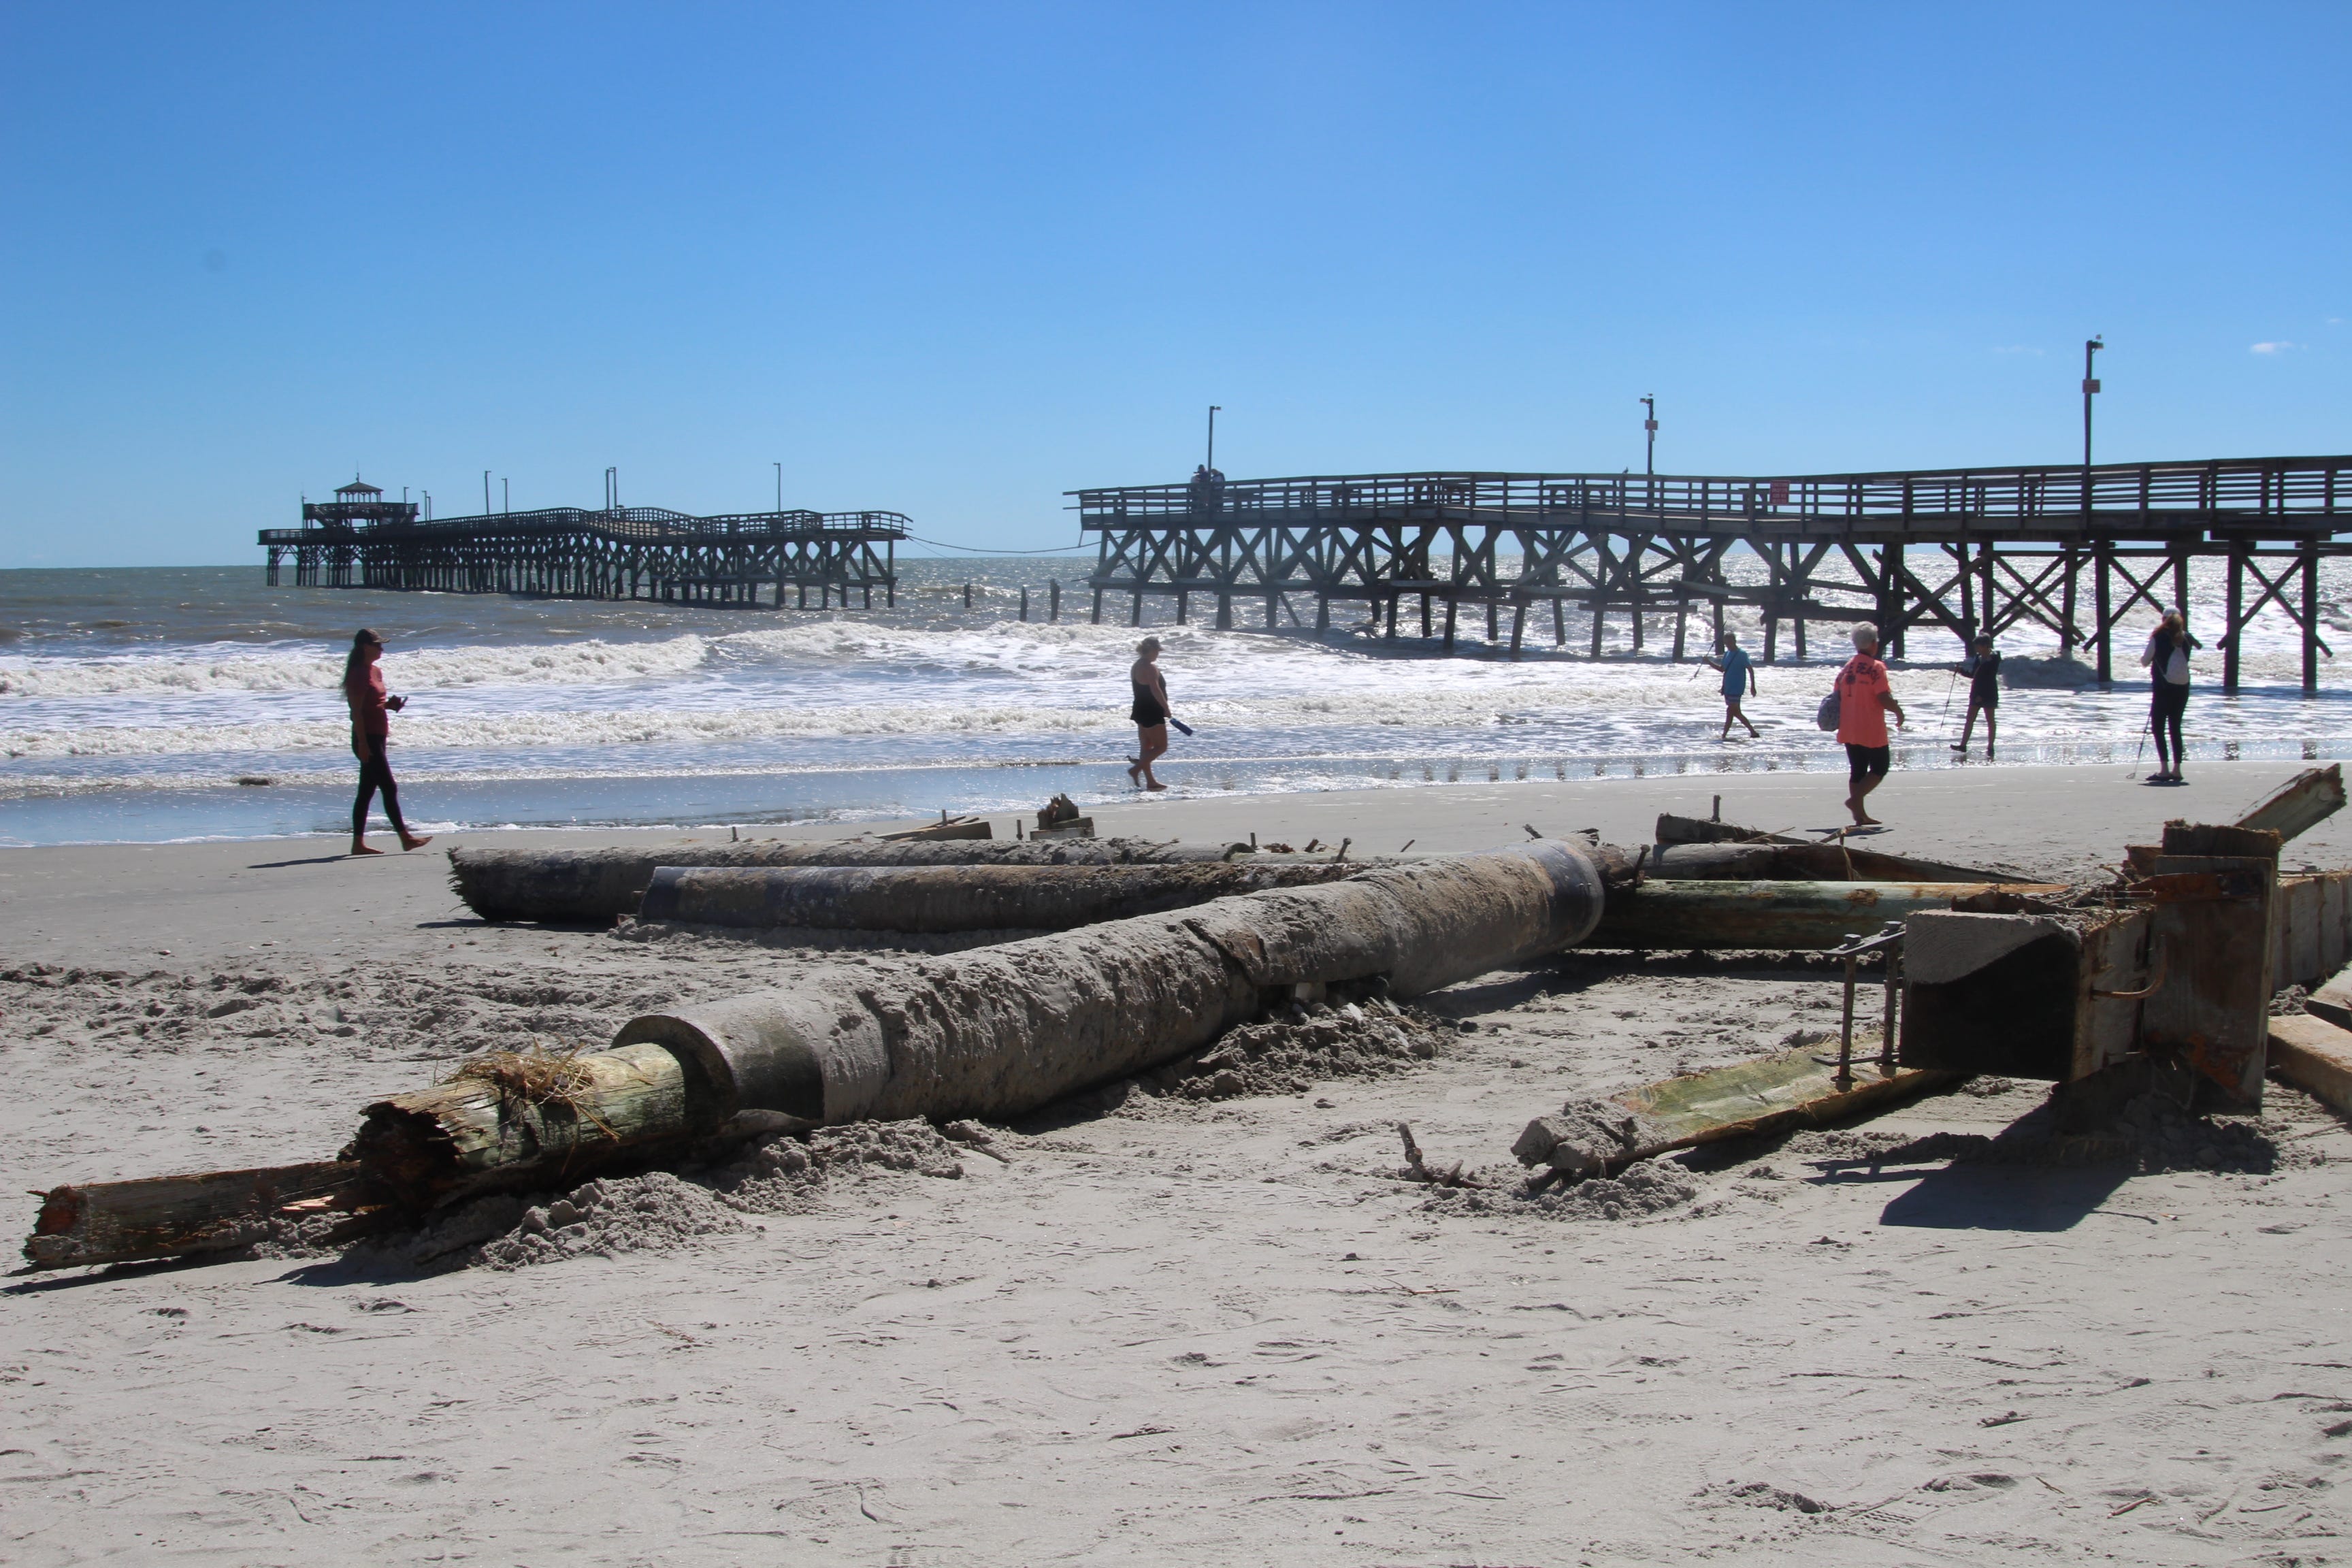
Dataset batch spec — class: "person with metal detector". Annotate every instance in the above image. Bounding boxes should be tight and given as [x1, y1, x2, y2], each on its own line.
[1950, 634, 2002, 758]
[1703, 630, 1759, 740]
[1126, 636, 1176, 791]
[2140, 609, 2198, 784]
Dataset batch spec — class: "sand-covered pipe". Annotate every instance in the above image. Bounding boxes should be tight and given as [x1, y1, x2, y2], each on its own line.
[448, 838, 1358, 924]
[638, 861, 1372, 932]
[610, 843, 1604, 1128]
[1591, 879, 2070, 951]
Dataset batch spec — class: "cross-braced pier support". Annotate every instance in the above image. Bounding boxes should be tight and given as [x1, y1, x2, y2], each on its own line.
[1072, 459, 2351, 692]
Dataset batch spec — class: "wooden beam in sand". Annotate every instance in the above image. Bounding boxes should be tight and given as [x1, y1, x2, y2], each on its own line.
[1512, 1043, 1960, 1177]
[2269, 1012, 2352, 1120]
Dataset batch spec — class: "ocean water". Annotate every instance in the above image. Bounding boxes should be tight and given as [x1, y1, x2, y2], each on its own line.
[3, 555, 2349, 845]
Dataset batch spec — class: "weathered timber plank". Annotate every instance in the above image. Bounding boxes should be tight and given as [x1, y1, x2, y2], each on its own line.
[2269, 1013, 2352, 1120]
[1513, 1045, 1959, 1176]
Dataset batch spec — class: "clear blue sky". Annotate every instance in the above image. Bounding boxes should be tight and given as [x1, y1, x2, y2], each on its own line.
[2, 2, 2345, 567]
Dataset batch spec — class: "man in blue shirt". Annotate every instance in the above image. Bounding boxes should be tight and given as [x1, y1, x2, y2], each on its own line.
[1705, 630, 1759, 740]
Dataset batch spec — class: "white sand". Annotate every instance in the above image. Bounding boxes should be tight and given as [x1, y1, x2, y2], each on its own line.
[5, 761, 2350, 1565]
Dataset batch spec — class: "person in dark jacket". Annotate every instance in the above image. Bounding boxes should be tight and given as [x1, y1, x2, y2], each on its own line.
[1950, 634, 2002, 757]
[2140, 610, 2198, 784]
[344, 629, 430, 854]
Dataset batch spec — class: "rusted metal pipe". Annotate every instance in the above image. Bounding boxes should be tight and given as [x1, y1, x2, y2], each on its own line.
[1645, 840, 2021, 883]
[1592, 879, 2070, 951]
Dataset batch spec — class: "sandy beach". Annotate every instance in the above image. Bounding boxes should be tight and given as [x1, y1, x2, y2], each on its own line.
[5, 760, 2351, 1565]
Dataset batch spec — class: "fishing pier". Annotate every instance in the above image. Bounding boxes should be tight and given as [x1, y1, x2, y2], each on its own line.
[261, 480, 908, 609]
[1072, 455, 2352, 692]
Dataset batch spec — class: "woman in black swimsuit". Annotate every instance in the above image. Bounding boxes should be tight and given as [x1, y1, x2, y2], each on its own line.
[1127, 636, 1172, 791]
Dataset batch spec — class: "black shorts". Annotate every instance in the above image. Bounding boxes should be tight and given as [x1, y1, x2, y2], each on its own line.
[1845, 742, 1890, 783]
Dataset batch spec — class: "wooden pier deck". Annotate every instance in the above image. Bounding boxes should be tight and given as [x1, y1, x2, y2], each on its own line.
[1071, 455, 2352, 691]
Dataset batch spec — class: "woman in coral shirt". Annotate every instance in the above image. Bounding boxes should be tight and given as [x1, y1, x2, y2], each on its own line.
[1835, 625, 1906, 827]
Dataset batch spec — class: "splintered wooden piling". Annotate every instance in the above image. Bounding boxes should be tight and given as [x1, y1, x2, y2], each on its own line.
[25, 1161, 382, 1271]
[352, 1043, 708, 1208]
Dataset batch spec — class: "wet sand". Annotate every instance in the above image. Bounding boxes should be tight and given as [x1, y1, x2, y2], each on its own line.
[4, 760, 2349, 1565]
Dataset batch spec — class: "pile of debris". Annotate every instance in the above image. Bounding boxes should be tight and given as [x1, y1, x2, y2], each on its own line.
[24, 766, 2352, 1273]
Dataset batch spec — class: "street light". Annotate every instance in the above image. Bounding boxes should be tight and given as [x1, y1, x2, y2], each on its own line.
[484, 470, 492, 518]
[2082, 336, 2104, 525]
[2081, 337, 2104, 468]
[502, 476, 509, 515]
[1206, 406, 1222, 474]
[774, 461, 783, 513]
[1641, 395, 1658, 476]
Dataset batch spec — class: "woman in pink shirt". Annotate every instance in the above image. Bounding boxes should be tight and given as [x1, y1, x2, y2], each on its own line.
[1835, 625, 1906, 827]
[343, 629, 430, 855]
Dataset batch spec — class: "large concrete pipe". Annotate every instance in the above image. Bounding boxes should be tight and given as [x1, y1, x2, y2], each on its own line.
[361, 843, 1607, 1203]
[447, 838, 1355, 924]
[1591, 879, 2070, 951]
[616, 842, 1604, 1127]
[638, 861, 1371, 932]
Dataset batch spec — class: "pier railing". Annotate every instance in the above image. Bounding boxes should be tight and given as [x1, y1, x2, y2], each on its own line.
[1074, 455, 2349, 540]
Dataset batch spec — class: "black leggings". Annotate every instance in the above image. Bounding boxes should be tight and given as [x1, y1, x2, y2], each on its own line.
[2150, 681, 2189, 770]
[354, 740, 413, 840]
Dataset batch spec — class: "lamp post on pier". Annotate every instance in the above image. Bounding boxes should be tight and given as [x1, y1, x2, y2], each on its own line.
[1206, 406, 1222, 474]
[774, 462, 783, 513]
[1641, 395, 1657, 476]
[2081, 336, 2105, 677]
[2082, 337, 2103, 472]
